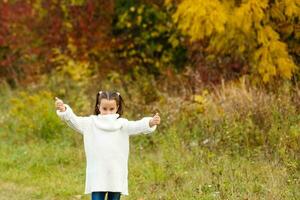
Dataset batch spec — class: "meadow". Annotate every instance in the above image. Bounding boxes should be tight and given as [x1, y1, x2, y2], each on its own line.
[0, 78, 299, 200]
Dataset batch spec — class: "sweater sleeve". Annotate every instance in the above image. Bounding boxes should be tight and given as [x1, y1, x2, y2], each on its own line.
[56, 104, 89, 135]
[122, 117, 157, 136]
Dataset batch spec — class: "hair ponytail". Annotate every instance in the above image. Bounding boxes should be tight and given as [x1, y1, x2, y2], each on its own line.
[94, 92, 101, 115]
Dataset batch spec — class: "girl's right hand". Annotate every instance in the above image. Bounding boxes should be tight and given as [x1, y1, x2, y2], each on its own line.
[55, 97, 66, 112]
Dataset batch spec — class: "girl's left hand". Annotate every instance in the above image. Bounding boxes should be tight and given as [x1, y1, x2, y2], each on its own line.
[149, 113, 161, 127]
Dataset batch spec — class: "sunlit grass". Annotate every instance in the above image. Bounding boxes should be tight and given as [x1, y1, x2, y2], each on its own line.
[0, 80, 299, 199]
[0, 139, 299, 200]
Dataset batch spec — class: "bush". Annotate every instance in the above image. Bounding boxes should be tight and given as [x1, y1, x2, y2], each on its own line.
[4, 90, 66, 142]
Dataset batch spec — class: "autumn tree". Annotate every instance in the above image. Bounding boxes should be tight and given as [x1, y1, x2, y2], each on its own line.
[167, 0, 300, 83]
[0, 0, 114, 86]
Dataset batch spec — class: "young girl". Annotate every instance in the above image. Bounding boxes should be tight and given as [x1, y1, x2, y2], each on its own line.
[55, 91, 160, 200]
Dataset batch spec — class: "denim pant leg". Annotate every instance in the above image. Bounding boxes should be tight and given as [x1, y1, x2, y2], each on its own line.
[91, 192, 106, 200]
[107, 192, 121, 200]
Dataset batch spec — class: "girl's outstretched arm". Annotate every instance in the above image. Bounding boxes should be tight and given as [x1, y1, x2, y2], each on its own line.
[55, 97, 90, 135]
[123, 113, 160, 136]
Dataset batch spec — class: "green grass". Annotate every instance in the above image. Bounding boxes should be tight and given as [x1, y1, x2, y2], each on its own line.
[0, 134, 299, 200]
[1, 82, 299, 199]
[0, 141, 86, 199]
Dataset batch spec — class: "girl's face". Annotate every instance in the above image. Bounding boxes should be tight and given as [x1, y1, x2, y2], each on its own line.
[98, 99, 118, 115]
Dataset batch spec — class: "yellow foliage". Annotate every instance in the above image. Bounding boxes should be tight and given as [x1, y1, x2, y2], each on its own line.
[253, 26, 296, 82]
[164, 0, 173, 5]
[257, 26, 279, 45]
[232, 0, 268, 33]
[270, 4, 286, 21]
[276, 57, 295, 78]
[51, 48, 92, 83]
[193, 90, 209, 113]
[283, 0, 300, 18]
[8, 91, 64, 141]
[171, 0, 299, 83]
[172, 0, 227, 41]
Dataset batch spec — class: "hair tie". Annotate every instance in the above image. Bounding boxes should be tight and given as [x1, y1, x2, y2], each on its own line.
[99, 91, 102, 94]
[116, 92, 120, 96]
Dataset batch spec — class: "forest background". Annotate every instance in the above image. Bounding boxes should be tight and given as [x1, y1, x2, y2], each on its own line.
[0, 0, 299, 199]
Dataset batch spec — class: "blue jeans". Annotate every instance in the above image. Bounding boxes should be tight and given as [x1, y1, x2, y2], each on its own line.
[91, 192, 121, 200]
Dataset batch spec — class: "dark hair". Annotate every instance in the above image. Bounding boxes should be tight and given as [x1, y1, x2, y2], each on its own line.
[94, 91, 124, 116]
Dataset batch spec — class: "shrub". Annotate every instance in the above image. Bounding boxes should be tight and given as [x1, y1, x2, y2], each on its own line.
[5, 90, 66, 142]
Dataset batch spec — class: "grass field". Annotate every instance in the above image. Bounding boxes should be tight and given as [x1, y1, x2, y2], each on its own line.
[0, 134, 299, 200]
[0, 82, 299, 199]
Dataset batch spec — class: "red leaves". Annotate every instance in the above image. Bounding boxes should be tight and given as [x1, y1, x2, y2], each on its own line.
[0, 0, 114, 85]
[68, 0, 114, 54]
[0, 1, 39, 81]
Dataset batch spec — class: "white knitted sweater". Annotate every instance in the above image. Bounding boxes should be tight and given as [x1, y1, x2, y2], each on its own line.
[56, 104, 156, 195]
